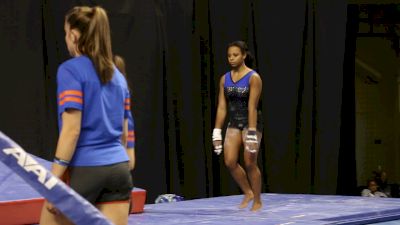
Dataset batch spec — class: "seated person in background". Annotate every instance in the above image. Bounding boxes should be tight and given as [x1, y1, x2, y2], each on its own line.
[361, 179, 388, 198]
[374, 170, 391, 197]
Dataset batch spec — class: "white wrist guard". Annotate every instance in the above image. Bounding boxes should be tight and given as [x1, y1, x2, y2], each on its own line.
[212, 128, 222, 141]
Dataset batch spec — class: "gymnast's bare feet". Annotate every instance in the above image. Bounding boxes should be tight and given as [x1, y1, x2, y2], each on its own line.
[250, 199, 262, 212]
[239, 192, 254, 209]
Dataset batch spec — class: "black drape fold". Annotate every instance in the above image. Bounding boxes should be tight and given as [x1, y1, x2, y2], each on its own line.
[337, 4, 358, 196]
[255, 0, 309, 193]
[313, 0, 347, 194]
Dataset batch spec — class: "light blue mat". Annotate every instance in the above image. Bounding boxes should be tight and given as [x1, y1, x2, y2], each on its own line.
[128, 193, 400, 225]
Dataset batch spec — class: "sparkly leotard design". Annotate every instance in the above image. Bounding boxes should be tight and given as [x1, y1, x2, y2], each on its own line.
[224, 70, 263, 130]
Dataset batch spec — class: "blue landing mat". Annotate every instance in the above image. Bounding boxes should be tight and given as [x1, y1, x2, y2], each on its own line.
[3, 155, 400, 224]
[128, 194, 400, 225]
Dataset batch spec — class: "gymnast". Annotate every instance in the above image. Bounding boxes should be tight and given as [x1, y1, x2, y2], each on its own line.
[212, 41, 263, 211]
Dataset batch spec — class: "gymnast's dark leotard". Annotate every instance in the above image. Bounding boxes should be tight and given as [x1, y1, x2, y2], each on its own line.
[224, 70, 263, 131]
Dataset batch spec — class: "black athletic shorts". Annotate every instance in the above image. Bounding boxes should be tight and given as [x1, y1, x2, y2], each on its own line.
[66, 162, 133, 205]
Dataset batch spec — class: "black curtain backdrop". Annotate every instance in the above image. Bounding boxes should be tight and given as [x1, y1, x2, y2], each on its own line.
[0, 0, 353, 203]
[337, 4, 358, 196]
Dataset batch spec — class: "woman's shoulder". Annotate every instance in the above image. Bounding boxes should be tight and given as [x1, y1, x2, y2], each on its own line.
[57, 56, 92, 81]
[248, 69, 260, 76]
[219, 72, 229, 84]
[249, 70, 261, 81]
[116, 71, 128, 84]
[222, 71, 232, 79]
[60, 56, 91, 69]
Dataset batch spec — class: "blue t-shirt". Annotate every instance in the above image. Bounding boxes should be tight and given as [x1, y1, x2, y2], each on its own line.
[57, 55, 130, 166]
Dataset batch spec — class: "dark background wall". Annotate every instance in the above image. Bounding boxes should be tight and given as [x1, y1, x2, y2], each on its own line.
[0, 0, 353, 203]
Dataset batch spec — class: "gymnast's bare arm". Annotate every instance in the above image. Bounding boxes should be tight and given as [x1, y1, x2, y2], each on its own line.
[214, 75, 227, 129]
[247, 73, 262, 130]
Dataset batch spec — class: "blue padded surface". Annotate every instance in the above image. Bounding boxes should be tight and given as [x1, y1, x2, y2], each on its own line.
[128, 194, 400, 225]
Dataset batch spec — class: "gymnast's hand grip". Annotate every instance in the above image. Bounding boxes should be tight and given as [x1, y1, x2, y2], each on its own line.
[245, 130, 258, 153]
[212, 128, 223, 155]
[213, 143, 222, 155]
